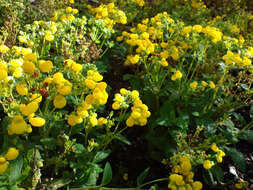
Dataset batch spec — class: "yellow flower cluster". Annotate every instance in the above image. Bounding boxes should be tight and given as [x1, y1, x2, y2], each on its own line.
[134, 0, 145, 7]
[222, 50, 252, 67]
[88, 3, 127, 28]
[66, 70, 108, 127]
[191, 0, 206, 9]
[190, 81, 216, 90]
[203, 143, 225, 170]
[51, 6, 78, 22]
[168, 155, 203, 190]
[171, 70, 183, 81]
[112, 89, 150, 127]
[0, 148, 19, 175]
[211, 143, 226, 163]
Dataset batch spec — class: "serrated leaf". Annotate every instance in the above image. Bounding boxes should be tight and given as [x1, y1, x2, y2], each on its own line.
[226, 147, 246, 172]
[238, 130, 253, 140]
[94, 150, 111, 163]
[137, 167, 150, 186]
[101, 162, 112, 186]
[9, 156, 23, 185]
[115, 134, 131, 145]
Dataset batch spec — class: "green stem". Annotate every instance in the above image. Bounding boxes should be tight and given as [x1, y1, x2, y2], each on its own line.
[236, 120, 253, 137]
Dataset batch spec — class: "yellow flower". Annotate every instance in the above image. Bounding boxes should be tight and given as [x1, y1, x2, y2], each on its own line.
[190, 81, 198, 89]
[69, 0, 74, 4]
[53, 72, 64, 84]
[5, 148, 19, 161]
[112, 102, 120, 110]
[0, 159, 8, 175]
[72, 9, 79, 14]
[66, 6, 72, 13]
[58, 81, 72, 96]
[39, 60, 53, 73]
[169, 174, 184, 186]
[72, 62, 82, 72]
[192, 181, 203, 190]
[89, 114, 98, 126]
[0, 44, 9, 54]
[53, 95, 67, 109]
[30, 94, 42, 103]
[203, 160, 214, 170]
[20, 102, 39, 116]
[211, 143, 219, 152]
[131, 90, 139, 99]
[85, 79, 97, 89]
[45, 32, 54, 41]
[201, 81, 207, 87]
[161, 58, 168, 67]
[126, 117, 135, 127]
[175, 70, 182, 79]
[0, 70, 8, 81]
[9, 115, 28, 135]
[209, 81, 215, 88]
[160, 51, 169, 59]
[193, 25, 203, 33]
[120, 88, 128, 96]
[24, 53, 37, 62]
[16, 83, 28, 96]
[22, 61, 35, 74]
[29, 117, 45, 127]
[98, 117, 107, 125]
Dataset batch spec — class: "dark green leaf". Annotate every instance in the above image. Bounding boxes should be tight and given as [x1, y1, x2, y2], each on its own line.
[225, 147, 246, 172]
[211, 165, 223, 181]
[115, 134, 131, 145]
[40, 138, 57, 150]
[101, 162, 112, 186]
[238, 130, 253, 140]
[137, 167, 150, 186]
[94, 150, 111, 163]
[203, 170, 214, 185]
[9, 156, 23, 185]
[250, 106, 253, 119]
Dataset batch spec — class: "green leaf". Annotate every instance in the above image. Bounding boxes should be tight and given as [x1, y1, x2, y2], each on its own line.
[73, 144, 85, 154]
[223, 120, 234, 128]
[203, 170, 214, 185]
[101, 162, 112, 186]
[238, 130, 253, 140]
[40, 138, 57, 150]
[137, 167, 150, 186]
[94, 150, 111, 163]
[225, 147, 246, 172]
[250, 106, 253, 119]
[211, 165, 223, 181]
[192, 112, 199, 117]
[9, 156, 23, 185]
[240, 83, 249, 90]
[115, 134, 131, 145]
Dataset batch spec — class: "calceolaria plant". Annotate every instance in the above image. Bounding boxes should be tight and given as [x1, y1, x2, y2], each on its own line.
[0, 44, 150, 188]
